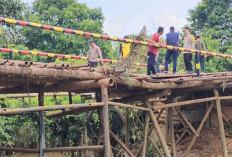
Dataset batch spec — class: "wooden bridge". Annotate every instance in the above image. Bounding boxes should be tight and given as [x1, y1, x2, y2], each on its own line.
[0, 59, 232, 157]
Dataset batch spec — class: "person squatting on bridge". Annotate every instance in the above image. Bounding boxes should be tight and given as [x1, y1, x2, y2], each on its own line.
[183, 26, 195, 74]
[118, 35, 131, 60]
[163, 26, 182, 74]
[195, 34, 207, 73]
[87, 40, 104, 67]
[147, 27, 164, 76]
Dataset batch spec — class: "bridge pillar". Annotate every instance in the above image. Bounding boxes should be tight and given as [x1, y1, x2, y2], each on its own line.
[39, 92, 45, 157]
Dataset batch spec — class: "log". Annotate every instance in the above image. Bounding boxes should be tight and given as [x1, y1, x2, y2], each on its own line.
[109, 130, 135, 157]
[38, 92, 45, 157]
[0, 103, 103, 115]
[0, 92, 78, 98]
[170, 108, 176, 157]
[114, 106, 126, 123]
[0, 64, 105, 80]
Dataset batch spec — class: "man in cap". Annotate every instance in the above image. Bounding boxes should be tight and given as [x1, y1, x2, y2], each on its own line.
[195, 34, 207, 73]
[183, 26, 195, 74]
[163, 26, 182, 74]
[87, 40, 104, 67]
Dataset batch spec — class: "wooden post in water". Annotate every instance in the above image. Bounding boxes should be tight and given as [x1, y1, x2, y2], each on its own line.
[39, 92, 45, 157]
[214, 89, 228, 157]
[101, 85, 111, 157]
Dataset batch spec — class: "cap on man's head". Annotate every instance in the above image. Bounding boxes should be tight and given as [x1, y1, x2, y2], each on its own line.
[183, 26, 190, 31]
[124, 35, 129, 39]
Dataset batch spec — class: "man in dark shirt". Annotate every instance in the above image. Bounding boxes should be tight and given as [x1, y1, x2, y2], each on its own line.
[147, 27, 164, 76]
[164, 26, 181, 74]
[195, 34, 207, 73]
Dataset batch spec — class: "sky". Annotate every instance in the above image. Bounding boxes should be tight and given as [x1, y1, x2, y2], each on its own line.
[21, 0, 202, 37]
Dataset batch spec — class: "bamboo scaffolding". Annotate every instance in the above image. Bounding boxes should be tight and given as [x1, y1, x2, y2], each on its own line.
[141, 113, 149, 157]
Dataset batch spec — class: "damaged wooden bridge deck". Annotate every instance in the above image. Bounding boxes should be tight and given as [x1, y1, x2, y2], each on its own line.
[0, 59, 232, 157]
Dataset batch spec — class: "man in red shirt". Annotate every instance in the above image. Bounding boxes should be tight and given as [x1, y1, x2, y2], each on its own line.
[147, 27, 164, 76]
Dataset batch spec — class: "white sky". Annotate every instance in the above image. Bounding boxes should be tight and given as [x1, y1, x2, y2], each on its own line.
[21, 0, 202, 37]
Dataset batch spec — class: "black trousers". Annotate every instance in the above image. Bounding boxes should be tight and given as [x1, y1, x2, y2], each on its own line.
[147, 52, 157, 75]
[184, 53, 192, 71]
[89, 61, 98, 67]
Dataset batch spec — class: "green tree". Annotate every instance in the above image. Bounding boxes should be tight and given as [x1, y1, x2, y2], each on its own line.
[188, 0, 232, 71]
[22, 0, 113, 59]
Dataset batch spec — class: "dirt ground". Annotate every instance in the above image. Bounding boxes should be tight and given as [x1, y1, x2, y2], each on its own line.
[176, 127, 232, 157]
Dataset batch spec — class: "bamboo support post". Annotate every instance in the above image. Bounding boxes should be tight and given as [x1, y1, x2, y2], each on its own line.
[165, 108, 170, 144]
[101, 85, 111, 157]
[170, 108, 176, 157]
[214, 89, 228, 157]
[69, 92, 73, 104]
[141, 113, 150, 157]
[125, 108, 129, 147]
[184, 102, 214, 156]
[109, 130, 135, 157]
[146, 101, 171, 157]
[38, 92, 45, 157]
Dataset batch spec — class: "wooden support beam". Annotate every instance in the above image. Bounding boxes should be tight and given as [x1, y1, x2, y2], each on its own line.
[165, 108, 170, 144]
[109, 130, 135, 157]
[153, 97, 217, 110]
[0, 145, 104, 153]
[170, 108, 176, 157]
[214, 89, 228, 157]
[174, 107, 197, 135]
[184, 102, 214, 156]
[69, 92, 73, 104]
[38, 92, 45, 157]
[108, 101, 148, 111]
[0, 103, 103, 116]
[125, 108, 129, 148]
[146, 101, 171, 157]
[101, 85, 111, 157]
[141, 113, 150, 157]
[114, 106, 126, 123]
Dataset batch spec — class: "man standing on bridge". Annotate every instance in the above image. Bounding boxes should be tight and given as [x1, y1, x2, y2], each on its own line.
[163, 26, 182, 74]
[195, 34, 207, 73]
[87, 40, 104, 67]
[147, 27, 164, 76]
[183, 26, 195, 74]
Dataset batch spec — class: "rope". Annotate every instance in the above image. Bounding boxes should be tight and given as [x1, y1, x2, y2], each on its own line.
[0, 17, 232, 59]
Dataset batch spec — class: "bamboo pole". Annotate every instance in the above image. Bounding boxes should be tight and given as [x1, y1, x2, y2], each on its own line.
[153, 97, 217, 110]
[0, 64, 105, 80]
[101, 85, 111, 157]
[146, 101, 171, 157]
[184, 102, 214, 156]
[0, 146, 104, 153]
[0, 92, 78, 98]
[108, 101, 149, 111]
[109, 130, 135, 157]
[214, 89, 228, 157]
[114, 106, 126, 123]
[125, 108, 129, 147]
[170, 108, 176, 157]
[174, 107, 197, 135]
[69, 92, 73, 104]
[0, 103, 103, 115]
[165, 108, 170, 144]
[141, 113, 150, 157]
[38, 92, 45, 157]
[131, 109, 144, 128]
